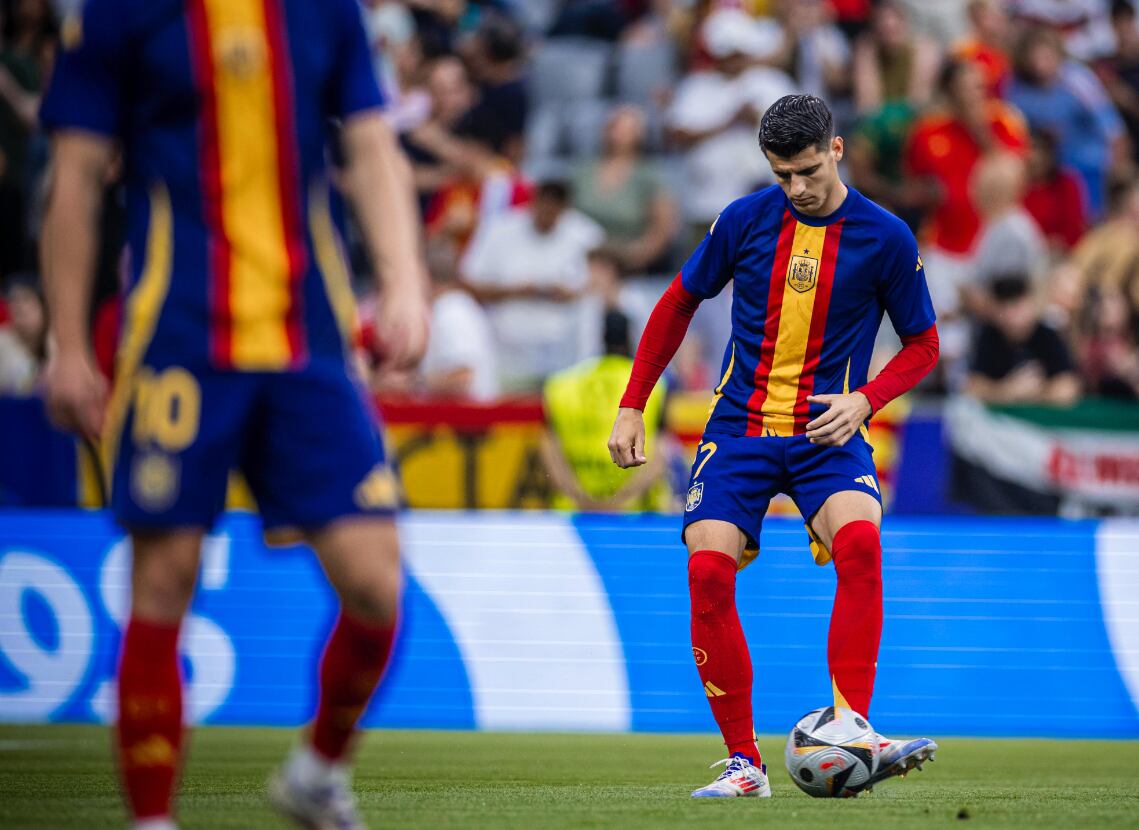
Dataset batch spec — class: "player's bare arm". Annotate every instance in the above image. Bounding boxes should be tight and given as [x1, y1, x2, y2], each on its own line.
[341, 113, 430, 370]
[608, 406, 647, 469]
[40, 131, 115, 440]
[805, 391, 872, 447]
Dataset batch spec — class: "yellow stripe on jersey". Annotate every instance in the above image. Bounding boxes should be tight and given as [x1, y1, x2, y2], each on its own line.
[309, 181, 357, 351]
[706, 341, 736, 421]
[102, 184, 174, 491]
[761, 222, 827, 436]
[205, 0, 292, 368]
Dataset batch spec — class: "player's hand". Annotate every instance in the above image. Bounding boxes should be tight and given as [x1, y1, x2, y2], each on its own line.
[42, 348, 107, 441]
[608, 407, 647, 468]
[805, 392, 871, 447]
[375, 279, 430, 371]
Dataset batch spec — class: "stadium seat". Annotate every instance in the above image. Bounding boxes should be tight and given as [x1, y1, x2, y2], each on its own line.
[615, 38, 677, 106]
[530, 37, 613, 103]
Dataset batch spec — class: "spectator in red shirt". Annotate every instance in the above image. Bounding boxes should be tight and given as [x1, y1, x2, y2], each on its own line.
[954, 0, 1012, 98]
[906, 59, 1030, 261]
[905, 58, 1029, 379]
[1023, 128, 1089, 253]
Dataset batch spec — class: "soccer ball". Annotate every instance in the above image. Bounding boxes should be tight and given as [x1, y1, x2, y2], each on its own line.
[784, 706, 879, 797]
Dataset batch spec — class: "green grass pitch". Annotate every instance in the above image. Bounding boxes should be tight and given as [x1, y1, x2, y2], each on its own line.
[2, 725, 1138, 829]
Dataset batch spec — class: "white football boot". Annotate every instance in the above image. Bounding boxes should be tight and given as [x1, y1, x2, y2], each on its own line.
[690, 755, 772, 798]
[268, 746, 366, 830]
[857, 735, 938, 793]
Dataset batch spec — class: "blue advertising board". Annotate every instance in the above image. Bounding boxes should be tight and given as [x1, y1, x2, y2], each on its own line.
[2, 511, 1138, 738]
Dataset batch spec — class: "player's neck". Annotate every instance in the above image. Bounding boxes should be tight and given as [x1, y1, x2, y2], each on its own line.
[810, 181, 849, 219]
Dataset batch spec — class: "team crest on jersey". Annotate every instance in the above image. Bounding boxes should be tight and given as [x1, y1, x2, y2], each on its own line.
[788, 254, 819, 293]
[354, 463, 399, 510]
[216, 27, 268, 80]
[131, 451, 180, 513]
[686, 481, 704, 512]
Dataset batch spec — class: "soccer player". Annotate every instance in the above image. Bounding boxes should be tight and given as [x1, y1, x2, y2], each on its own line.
[608, 95, 940, 798]
[38, 2, 427, 828]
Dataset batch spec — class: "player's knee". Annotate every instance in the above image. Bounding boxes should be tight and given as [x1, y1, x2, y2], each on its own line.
[336, 560, 402, 624]
[688, 550, 736, 613]
[832, 520, 882, 589]
[132, 559, 198, 622]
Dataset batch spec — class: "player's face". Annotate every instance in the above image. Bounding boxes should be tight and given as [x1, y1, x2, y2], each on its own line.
[766, 137, 844, 216]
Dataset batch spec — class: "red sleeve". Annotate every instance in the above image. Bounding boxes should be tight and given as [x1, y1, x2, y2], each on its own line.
[855, 324, 939, 415]
[619, 274, 702, 410]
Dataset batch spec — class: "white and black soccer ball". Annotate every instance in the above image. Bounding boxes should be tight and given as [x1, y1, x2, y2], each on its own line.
[785, 706, 879, 797]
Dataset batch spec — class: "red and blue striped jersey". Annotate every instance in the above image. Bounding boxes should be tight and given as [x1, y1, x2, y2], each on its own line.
[684, 185, 935, 438]
[40, 0, 383, 372]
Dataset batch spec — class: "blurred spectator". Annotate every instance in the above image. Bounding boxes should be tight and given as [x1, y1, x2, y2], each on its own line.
[419, 241, 499, 401]
[1079, 284, 1139, 399]
[1023, 128, 1089, 253]
[363, 0, 420, 114]
[1006, 0, 1116, 63]
[1006, 25, 1125, 219]
[571, 105, 679, 275]
[896, 0, 970, 46]
[767, 0, 851, 102]
[548, 0, 646, 40]
[847, 100, 921, 227]
[1095, 0, 1139, 165]
[455, 11, 530, 166]
[540, 309, 667, 511]
[0, 0, 56, 279]
[954, 0, 1012, 98]
[966, 274, 1080, 405]
[905, 60, 1029, 324]
[403, 56, 477, 209]
[0, 271, 45, 394]
[666, 7, 795, 230]
[1066, 176, 1139, 300]
[422, 124, 533, 251]
[461, 180, 604, 390]
[971, 152, 1048, 293]
[851, 0, 940, 114]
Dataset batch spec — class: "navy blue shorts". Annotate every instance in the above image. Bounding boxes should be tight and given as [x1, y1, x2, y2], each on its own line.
[106, 359, 397, 532]
[681, 432, 881, 565]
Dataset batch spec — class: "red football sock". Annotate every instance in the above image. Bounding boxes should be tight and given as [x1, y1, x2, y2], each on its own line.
[116, 616, 183, 821]
[688, 550, 761, 764]
[827, 521, 883, 718]
[310, 611, 397, 762]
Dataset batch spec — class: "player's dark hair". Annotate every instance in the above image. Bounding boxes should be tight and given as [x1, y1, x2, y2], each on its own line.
[535, 180, 571, 204]
[758, 95, 834, 159]
[477, 12, 526, 64]
[938, 58, 972, 97]
[990, 273, 1031, 302]
[1112, 0, 1136, 22]
[603, 310, 631, 357]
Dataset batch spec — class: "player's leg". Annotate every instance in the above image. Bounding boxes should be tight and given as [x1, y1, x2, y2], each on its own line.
[306, 517, 400, 763]
[810, 489, 883, 719]
[685, 520, 771, 798]
[105, 364, 250, 829]
[685, 519, 757, 759]
[268, 518, 400, 828]
[117, 530, 202, 830]
[789, 438, 937, 790]
[247, 365, 399, 827]
[681, 436, 778, 798]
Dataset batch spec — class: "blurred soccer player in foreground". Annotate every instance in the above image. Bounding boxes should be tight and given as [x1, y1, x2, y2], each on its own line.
[39, 1, 428, 827]
[609, 95, 940, 798]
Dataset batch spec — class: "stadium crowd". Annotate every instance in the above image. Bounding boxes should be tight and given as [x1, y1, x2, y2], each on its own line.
[2, 0, 1139, 405]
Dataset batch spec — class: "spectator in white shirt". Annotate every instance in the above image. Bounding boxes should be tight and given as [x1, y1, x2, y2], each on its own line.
[461, 180, 605, 391]
[419, 242, 500, 401]
[666, 8, 798, 230]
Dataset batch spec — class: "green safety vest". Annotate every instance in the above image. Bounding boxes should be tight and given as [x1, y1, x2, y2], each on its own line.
[543, 355, 666, 511]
